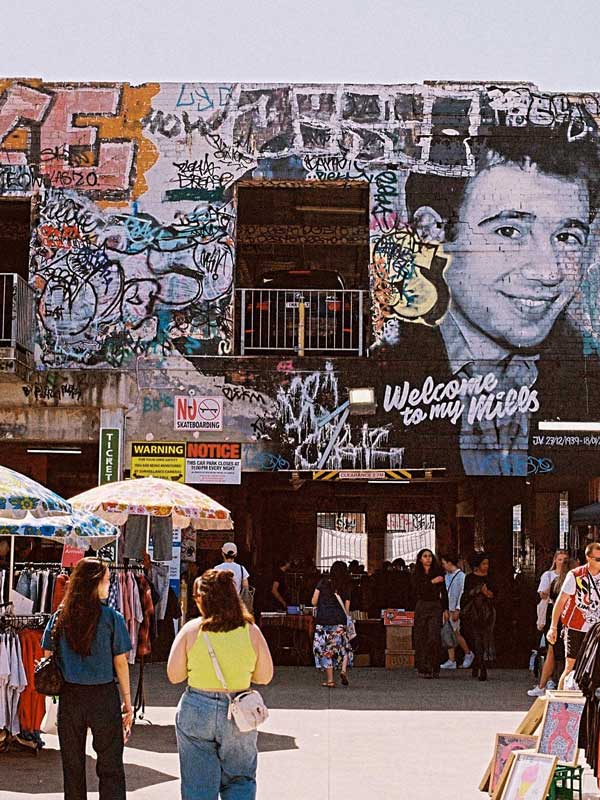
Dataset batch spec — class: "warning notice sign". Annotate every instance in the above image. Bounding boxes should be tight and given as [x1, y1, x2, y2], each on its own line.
[185, 442, 242, 485]
[131, 442, 186, 482]
[174, 396, 223, 431]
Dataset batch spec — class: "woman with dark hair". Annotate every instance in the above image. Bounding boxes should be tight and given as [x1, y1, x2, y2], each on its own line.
[412, 549, 448, 679]
[167, 569, 273, 800]
[461, 553, 496, 682]
[41, 558, 132, 800]
[312, 560, 353, 688]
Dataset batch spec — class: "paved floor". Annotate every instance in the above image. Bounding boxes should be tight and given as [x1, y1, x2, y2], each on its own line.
[1, 665, 599, 799]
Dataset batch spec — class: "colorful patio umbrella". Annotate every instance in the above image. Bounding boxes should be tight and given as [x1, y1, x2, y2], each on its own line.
[0, 509, 120, 550]
[0, 465, 74, 609]
[0, 465, 72, 519]
[69, 477, 233, 530]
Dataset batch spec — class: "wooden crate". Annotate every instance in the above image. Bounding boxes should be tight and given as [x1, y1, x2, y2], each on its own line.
[385, 626, 413, 652]
[353, 653, 371, 667]
[385, 650, 415, 670]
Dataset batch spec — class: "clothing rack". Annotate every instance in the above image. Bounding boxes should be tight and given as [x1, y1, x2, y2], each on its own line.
[109, 563, 144, 571]
[15, 562, 63, 568]
[0, 612, 50, 631]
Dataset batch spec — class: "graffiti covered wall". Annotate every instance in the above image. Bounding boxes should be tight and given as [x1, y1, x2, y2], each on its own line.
[2, 79, 600, 476]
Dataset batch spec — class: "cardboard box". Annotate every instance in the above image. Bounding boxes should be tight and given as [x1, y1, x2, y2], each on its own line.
[386, 626, 413, 651]
[353, 653, 371, 668]
[385, 650, 415, 670]
[383, 610, 414, 627]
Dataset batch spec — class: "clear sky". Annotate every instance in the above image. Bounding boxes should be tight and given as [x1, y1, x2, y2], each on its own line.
[2, 0, 600, 92]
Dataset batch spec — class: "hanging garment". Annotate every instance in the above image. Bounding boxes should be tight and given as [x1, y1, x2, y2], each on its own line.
[124, 515, 173, 562]
[108, 572, 120, 611]
[8, 635, 27, 735]
[51, 574, 68, 613]
[135, 575, 155, 659]
[17, 629, 45, 734]
[129, 575, 143, 665]
[150, 563, 170, 621]
[0, 634, 11, 731]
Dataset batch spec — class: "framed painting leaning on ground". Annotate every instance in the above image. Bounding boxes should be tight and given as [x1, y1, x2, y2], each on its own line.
[537, 697, 585, 767]
[493, 752, 557, 800]
[489, 734, 539, 795]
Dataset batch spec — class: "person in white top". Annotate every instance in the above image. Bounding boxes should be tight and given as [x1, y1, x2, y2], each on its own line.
[440, 554, 474, 670]
[538, 551, 569, 603]
[213, 543, 250, 594]
[528, 550, 569, 695]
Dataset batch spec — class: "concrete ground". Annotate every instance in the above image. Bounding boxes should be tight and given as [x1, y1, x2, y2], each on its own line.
[1, 665, 599, 799]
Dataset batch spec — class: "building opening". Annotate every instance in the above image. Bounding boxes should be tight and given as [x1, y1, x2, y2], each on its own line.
[236, 181, 369, 356]
[0, 198, 33, 349]
[385, 513, 436, 564]
[316, 512, 367, 569]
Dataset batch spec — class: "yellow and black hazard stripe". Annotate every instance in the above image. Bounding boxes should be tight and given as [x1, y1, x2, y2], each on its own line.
[312, 470, 339, 481]
[385, 469, 412, 480]
[312, 469, 412, 481]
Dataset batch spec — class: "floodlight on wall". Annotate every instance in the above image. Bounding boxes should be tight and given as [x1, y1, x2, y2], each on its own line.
[538, 421, 600, 432]
[348, 387, 377, 415]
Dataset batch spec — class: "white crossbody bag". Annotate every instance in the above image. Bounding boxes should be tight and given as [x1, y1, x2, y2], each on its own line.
[203, 633, 269, 732]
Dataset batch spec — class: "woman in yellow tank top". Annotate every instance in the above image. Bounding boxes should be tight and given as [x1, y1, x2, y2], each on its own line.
[167, 569, 273, 800]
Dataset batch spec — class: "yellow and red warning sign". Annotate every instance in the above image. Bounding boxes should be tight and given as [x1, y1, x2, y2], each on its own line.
[131, 442, 186, 482]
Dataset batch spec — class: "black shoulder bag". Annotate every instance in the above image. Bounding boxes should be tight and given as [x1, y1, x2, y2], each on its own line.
[34, 616, 65, 696]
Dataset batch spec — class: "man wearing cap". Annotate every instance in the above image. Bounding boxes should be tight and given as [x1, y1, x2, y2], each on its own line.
[214, 542, 250, 595]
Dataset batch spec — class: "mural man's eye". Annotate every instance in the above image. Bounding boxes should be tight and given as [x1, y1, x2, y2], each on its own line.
[495, 226, 522, 239]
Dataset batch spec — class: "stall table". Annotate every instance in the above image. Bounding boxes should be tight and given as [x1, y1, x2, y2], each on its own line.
[259, 613, 315, 665]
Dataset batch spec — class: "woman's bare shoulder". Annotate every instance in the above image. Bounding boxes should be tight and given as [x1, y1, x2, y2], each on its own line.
[181, 618, 203, 638]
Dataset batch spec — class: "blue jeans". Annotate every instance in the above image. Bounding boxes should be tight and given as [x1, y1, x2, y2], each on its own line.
[176, 688, 257, 800]
[15, 570, 32, 599]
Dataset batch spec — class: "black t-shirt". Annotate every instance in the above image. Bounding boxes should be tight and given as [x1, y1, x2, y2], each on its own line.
[315, 579, 349, 626]
[272, 569, 288, 607]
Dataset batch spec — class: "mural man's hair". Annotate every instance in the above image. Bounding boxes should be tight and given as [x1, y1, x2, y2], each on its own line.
[406, 109, 600, 239]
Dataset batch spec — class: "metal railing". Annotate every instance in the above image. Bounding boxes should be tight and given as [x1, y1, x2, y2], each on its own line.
[237, 288, 365, 356]
[0, 273, 36, 352]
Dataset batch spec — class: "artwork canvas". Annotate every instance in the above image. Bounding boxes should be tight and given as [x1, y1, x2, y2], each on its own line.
[479, 697, 546, 793]
[489, 734, 539, 794]
[537, 698, 585, 766]
[496, 752, 557, 800]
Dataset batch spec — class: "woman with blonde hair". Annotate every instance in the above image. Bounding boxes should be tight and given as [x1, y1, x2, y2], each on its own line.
[41, 558, 132, 800]
[528, 556, 574, 697]
[538, 550, 569, 604]
[167, 568, 273, 800]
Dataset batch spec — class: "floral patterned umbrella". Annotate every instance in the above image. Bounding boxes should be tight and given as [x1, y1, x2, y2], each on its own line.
[69, 477, 233, 530]
[0, 465, 72, 519]
[0, 509, 120, 549]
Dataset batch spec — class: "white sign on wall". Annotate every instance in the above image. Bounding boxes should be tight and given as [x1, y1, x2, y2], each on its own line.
[185, 443, 242, 485]
[185, 459, 241, 485]
[174, 395, 223, 431]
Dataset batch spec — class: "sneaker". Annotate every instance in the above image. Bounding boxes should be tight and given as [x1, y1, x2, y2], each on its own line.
[461, 652, 475, 669]
[440, 659, 457, 670]
[546, 680, 556, 690]
[527, 685, 546, 697]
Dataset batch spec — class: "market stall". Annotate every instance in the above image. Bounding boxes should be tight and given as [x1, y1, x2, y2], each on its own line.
[69, 477, 233, 714]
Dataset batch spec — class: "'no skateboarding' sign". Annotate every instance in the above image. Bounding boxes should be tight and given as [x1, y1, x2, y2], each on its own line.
[174, 395, 223, 431]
